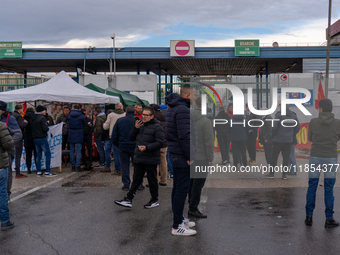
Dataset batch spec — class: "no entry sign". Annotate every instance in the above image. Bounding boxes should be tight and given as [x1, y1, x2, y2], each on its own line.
[280, 74, 288, 81]
[175, 41, 190, 55]
[170, 40, 195, 57]
[279, 73, 289, 87]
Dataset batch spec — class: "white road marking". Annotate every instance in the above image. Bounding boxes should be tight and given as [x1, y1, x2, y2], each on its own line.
[11, 172, 77, 202]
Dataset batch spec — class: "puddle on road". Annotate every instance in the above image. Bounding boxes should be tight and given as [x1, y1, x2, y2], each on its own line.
[62, 170, 111, 188]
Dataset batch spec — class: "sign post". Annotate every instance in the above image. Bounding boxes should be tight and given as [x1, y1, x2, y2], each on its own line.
[0, 41, 22, 58]
[235, 39, 260, 56]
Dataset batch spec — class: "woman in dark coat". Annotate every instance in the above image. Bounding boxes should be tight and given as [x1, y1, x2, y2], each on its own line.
[24, 108, 37, 174]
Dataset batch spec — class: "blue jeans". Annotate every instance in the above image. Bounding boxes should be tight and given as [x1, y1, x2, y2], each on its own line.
[105, 140, 121, 171]
[119, 145, 135, 188]
[95, 137, 105, 165]
[34, 137, 51, 173]
[167, 150, 173, 176]
[305, 156, 337, 219]
[69, 143, 82, 167]
[104, 140, 112, 169]
[289, 145, 297, 172]
[0, 168, 10, 223]
[170, 153, 191, 227]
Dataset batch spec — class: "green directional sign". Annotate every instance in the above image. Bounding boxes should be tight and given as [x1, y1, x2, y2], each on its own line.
[0, 41, 22, 58]
[235, 39, 260, 56]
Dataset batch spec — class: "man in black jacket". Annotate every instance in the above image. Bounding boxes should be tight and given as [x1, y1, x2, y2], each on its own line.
[31, 105, 57, 177]
[115, 107, 164, 209]
[12, 104, 28, 178]
[112, 105, 136, 190]
[215, 106, 231, 164]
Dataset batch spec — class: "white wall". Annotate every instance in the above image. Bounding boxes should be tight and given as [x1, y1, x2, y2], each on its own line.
[79, 74, 109, 89]
[115, 75, 157, 104]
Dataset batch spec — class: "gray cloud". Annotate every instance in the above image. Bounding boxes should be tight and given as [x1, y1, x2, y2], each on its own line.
[1, 0, 339, 46]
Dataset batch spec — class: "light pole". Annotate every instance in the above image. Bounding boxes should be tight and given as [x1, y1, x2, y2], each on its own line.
[325, 0, 332, 98]
[111, 33, 116, 88]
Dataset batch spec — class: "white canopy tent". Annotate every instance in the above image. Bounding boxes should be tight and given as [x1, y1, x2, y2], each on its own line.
[0, 71, 120, 104]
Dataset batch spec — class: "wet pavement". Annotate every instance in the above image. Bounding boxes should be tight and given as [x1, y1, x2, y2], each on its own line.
[2, 151, 340, 255]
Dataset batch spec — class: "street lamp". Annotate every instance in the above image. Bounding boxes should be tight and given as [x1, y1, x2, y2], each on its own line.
[111, 33, 116, 88]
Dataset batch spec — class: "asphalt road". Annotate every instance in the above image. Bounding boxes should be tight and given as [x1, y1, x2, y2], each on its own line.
[2, 184, 340, 255]
[2, 151, 340, 255]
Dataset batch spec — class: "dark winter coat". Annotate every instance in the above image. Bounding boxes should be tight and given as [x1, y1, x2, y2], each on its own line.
[214, 110, 231, 135]
[0, 122, 14, 169]
[31, 113, 49, 139]
[154, 110, 167, 148]
[129, 118, 164, 165]
[112, 112, 136, 147]
[165, 93, 197, 161]
[56, 113, 69, 136]
[308, 112, 340, 158]
[230, 115, 247, 142]
[67, 110, 85, 144]
[45, 113, 54, 126]
[23, 111, 35, 147]
[259, 115, 273, 145]
[272, 108, 300, 143]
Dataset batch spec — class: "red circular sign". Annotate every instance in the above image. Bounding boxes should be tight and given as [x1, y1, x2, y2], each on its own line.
[291, 92, 299, 98]
[280, 74, 287, 81]
[175, 41, 190, 56]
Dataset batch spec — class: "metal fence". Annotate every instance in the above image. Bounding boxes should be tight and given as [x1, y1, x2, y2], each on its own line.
[0, 77, 50, 92]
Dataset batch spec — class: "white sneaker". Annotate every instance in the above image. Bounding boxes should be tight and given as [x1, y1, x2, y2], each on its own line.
[183, 217, 196, 228]
[171, 222, 197, 236]
[45, 172, 57, 177]
[114, 198, 132, 208]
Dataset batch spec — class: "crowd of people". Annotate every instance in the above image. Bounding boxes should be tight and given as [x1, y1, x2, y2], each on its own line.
[215, 102, 301, 179]
[0, 87, 339, 234]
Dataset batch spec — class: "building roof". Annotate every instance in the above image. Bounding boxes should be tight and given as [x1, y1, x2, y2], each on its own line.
[1, 46, 340, 75]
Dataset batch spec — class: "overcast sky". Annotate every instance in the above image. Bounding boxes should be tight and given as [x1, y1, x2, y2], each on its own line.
[1, 1, 340, 48]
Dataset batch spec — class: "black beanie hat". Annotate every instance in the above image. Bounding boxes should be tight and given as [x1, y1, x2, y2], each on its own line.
[36, 105, 46, 113]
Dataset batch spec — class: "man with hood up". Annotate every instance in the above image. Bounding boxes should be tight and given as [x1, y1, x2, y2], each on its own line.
[305, 99, 340, 228]
[68, 104, 85, 172]
[265, 104, 300, 179]
[165, 84, 198, 236]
